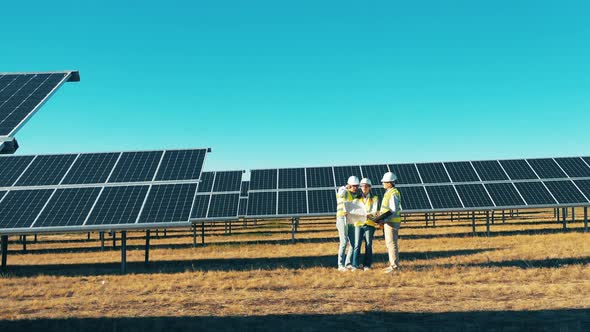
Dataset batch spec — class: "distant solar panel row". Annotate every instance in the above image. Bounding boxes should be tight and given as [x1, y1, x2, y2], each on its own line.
[0, 71, 79, 137]
[0, 149, 208, 188]
[191, 170, 244, 220]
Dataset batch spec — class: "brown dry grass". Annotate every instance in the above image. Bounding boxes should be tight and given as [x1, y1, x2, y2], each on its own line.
[0, 208, 589, 331]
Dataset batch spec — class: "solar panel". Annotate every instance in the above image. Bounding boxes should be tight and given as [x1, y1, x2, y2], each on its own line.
[527, 158, 567, 179]
[154, 149, 207, 181]
[397, 186, 432, 210]
[204, 193, 240, 218]
[212, 171, 243, 192]
[108, 151, 163, 183]
[0, 71, 78, 137]
[15, 154, 77, 186]
[573, 180, 590, 200]
[247, 191, 277, 216]
[306, 167, 335, 188]
[307, 189, 336, 214]
[61, 153, 120, 184]
[389, 164, 422, 184]
[484, 183, 525, 207]
[278, 168, 306, 189]
[543, 180, 588, 204]
[454, 184, 494, 208]
[444, 162, 480, 182]
[499, 160, 538, 180]
[416, 163, 451, 183]
[513, 182, 556, 206]
[371, 187, 385, 200]
[333, 166, 362, 187]
[138, 183, 198, 223]
[0, 155, 34, 186]
[240, 181, 249, 197]
[86, 185, 150, 225]
[278, 190, 307, 215]
[554, 157, 590, 178]
[0, 189, 53, 229]
[197, 172, 215, 193]
[360, 164, 389, 185]
[250, 169, 277, 190]
[33, 187, 101, 228]
[471, 160, 509, 181]
[583, 157, 590, 169]
[238, 197, 248, 216]
[425, 185, 463, 209]
[191, 194, 210, 219]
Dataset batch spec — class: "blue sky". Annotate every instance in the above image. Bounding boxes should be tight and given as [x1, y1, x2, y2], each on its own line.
[2, 1, 589, 172]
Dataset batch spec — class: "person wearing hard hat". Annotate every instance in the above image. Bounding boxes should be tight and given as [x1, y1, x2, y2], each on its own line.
[372, 172, 402, 273]
[351, 178, 379, 271]
[336, 175, 360, 271]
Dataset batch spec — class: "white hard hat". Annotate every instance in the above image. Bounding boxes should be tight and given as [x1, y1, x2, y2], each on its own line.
[381, 172, 398, 183]
[347, 176, 360, 186]
[360, 178, 372, 186]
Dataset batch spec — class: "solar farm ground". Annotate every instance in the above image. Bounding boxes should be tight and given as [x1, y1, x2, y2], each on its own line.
[1, 209, 589, 331]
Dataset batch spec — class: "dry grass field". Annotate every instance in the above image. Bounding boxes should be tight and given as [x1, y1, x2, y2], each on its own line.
[1, 209, 589, 331]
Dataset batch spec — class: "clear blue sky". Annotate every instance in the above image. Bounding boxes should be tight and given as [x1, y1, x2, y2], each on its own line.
[2, 1, 589, 172]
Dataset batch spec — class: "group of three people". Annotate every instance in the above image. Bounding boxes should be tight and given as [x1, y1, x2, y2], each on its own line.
[336, 172, 402, 273]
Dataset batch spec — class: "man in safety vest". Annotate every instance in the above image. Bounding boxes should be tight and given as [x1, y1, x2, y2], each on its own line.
[351, 178, 379, 271]
[372, 172, 402, 273]
[336, 176, 360, 271]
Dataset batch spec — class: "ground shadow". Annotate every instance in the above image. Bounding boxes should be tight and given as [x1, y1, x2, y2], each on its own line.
[0, 309, 587, 331]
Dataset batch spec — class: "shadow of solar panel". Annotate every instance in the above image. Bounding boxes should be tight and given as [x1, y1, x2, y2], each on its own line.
[527, 159, 567, 179]
[308, 189, 336, 214]
[397, 186, 432, 210]
[0, 155, 34, 186]
[499, 160, 538, 180]
[278, 190, 307, 214]
[108, 151, 163, 183]
[191, 194, 210, 218]
[15, 154, 77, 186]
[455, 184, 494, 208]
[154, 149, 206, 181]
[389, 164, 422, 184]
[472, 160, 509, 181]
[278, 168, 306, 189]
[247, 191, 277, 216]
[61, 153, 120, 184]
[250, 169, 277, 190]
[213, 171, 243, 192]
[34, 187, 101, 227]
[543, 180, 588, 204]
[0, 189, 53, 228]
[208, 193, 240, 218]
[444, 162, 480, 182]
[197, 172, 215, 193]
[513, 182, 556, 205]
[86, 185, 149, 225]
[360, 165, 389, 185]
[238, 197, 248, 216]
[416, 163, 451, 183]
[425, 185, 463, 209]
[555, 158, 590, 178]
[333, 166, 362, 187]
[240, 181, 249, 197]
[484, 183, 525, 207]
[139, 183, 198, 223]
[573, 180, 590, 200]
[306, 167, 334, 188]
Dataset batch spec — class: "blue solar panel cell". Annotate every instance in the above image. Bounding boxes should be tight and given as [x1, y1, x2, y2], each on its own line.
[34, 187, 101, 228]
[213, 171, 243, 192]
[108, 151, 163, 183]
[191, 194, 210, 219]
[139, 183, 198, 223]
[454, 184, 494, 208]
[499, 160, 538, 180]
[154, 149, 206, 181]
[389, 164, 422, 184]
[15, 154, 77, 186]
[61, 153, 120, 184]
[333, 166, 362, 187]
[471, 160, 509, 181]
[0, 189, 54, 229]
[250, 169, 278, 190]
[208, 193, 240, 218]
[484, 183, 525, 207]
[197, 172, 215, 193]
[247, 191, 277, 216]
[307, 189, 336, 214]
[0, 155, 34, 187]
[527, 159, 567, 179]
[425, 185, 463, 209]
[278, 190, 307, 215]
[513, 182, 556, 206]
[306, 167, 335, 188]
[397, 186, 432, 210]
[444, 162, 480, 182]
[278, 168, 306, 189]
[86, 185, 149, 225]
[554, 158, 590, 178]
[543, 180, 588, 204]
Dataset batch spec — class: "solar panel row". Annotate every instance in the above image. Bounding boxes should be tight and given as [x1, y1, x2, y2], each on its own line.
[191, 170, 244, 220]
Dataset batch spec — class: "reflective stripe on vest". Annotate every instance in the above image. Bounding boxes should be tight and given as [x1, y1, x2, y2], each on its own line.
[380, 188, 402, 223]
[336, 188, 355, 217]
[354, 194, 379, 227]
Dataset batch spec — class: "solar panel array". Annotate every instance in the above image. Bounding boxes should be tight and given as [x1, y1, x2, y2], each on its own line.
[0, 71, 79, 138]
[245, 158, 590, 218]
[190, 170, 244, 221]
[0, 148, 209, 235]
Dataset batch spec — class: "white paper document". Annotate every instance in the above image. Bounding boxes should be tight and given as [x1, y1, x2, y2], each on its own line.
[344, 201, 367, 225]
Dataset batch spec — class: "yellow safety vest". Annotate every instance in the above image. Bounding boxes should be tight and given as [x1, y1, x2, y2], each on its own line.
[354, 194, 379, 227]
[380, 187, 402, 223]
[336, 187, 355, 217]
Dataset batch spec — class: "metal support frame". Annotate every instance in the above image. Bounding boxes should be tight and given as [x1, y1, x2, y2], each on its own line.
[432, 213, 436, 227]
[556, 208, 560, 223]
[121, 231, 127, 274]
[291, 217, 300, 243]
[22, 235, 27, 253]
[229, 221, 232, 234]
[145, 230, 150, 266]
[100, 232, 105, 251]
[201, 222, 205, 245]
[192, 224, 197, 247]
[425, 213, 429, 227]
[34, 234, 37, 243]
[87, 232, 90, 240]
[471, 212, 476, 235]
[164, 229, 167, 237]
[571, 207, 575, 223]
[584, 207, 588, 233]
[502, 210, 506, 223]
[562, 207, 567, 230]
[1, 235, 7, 271]
[486, 211, 490, 236]
[491, 211, 495, 225]
[112, 231, 116, 248]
